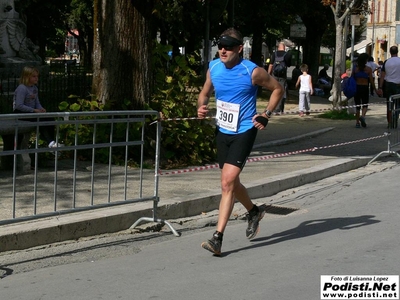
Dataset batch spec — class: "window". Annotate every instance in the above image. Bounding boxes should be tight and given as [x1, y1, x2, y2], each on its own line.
[396, 0, 400, 21]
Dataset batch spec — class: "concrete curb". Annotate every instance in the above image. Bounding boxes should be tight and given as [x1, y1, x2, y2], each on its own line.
[0, 156, 370, 252]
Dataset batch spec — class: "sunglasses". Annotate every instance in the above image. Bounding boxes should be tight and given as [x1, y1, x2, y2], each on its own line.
[217, 44, 236, 51]
[217, 35, 242, 51]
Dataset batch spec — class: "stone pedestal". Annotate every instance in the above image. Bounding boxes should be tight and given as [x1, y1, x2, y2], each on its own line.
[0, 121, 36, 171]
[0, 1, 43, 77]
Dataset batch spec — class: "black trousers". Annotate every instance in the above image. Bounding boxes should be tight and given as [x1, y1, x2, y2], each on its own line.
[384, 82, 400, 127]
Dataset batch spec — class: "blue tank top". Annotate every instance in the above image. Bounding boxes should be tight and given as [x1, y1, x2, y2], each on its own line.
[354, 69, 369, 79]
[209, 58, 258, 134]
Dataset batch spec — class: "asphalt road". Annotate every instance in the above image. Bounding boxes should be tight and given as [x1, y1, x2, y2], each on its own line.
[1, 160, 399, 300]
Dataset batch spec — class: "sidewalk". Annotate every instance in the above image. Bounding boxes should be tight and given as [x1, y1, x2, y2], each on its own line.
[0, 92, 398, 252]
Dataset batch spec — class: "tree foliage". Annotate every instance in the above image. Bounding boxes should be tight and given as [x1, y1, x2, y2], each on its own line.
[17, 0, 93, 64]
[16, 0, 70, 58]
[291, 2, 333, 82]
[66, 0, 94, 67]
[153, 0, 205, 55]
[18, 0, 366, 167]
[150, 43, 216, 167]
[235, 0, 296, 66]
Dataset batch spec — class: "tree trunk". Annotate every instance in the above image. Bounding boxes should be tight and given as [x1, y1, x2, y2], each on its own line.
[332, 22, 345, 107]
[250, 27, 263, 67]
[92, 0, 153, 109]
[301, 13, 329, 86]
[327, 1, 354, 107]
[302, 32, 323, 85]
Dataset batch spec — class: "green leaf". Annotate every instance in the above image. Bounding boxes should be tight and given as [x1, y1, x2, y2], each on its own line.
[58, 101, 69, 111]
[70, 103, 81, 111]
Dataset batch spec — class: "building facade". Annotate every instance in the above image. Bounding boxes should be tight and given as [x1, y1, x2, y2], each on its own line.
[367, 0, 400, 62]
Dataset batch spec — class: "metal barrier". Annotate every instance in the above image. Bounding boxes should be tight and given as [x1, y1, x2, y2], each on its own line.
[0, 111, 179, 236]
[369, 94, 400, 164]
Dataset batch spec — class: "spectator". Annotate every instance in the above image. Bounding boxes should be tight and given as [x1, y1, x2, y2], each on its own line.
[378, 46, 400, 127]
[13, 66, 58, 148]
[353, 53, 381, 128]
[340, 69, 356, 115]
[341, 68, 352, 80]
[268, 42, 291, 114]
[318, 64, 331, 85]
[377, 60, 384, 93]
[366, 56, 379, 96]
[295, 64, 313, 117]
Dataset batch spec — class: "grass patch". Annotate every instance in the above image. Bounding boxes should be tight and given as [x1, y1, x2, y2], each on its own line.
[318, 109, 356, 120]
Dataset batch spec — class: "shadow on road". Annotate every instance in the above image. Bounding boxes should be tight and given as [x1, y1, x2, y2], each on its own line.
[222, 215, 380, 257]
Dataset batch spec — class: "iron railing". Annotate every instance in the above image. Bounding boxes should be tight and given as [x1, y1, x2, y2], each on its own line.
[0, 111, 179, 236]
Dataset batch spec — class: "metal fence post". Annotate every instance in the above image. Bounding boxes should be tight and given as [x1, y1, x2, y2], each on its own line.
[369, 94, 400, 164]
[129, 115, 181, 237]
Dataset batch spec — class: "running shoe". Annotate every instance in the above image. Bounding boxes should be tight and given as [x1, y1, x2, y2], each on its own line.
[201, 234, 222, 256]
[246, 205, 266, 239]
[48, 141, 64, 158]
[360, 116, 367, 128]
[48, 141, 58, 148]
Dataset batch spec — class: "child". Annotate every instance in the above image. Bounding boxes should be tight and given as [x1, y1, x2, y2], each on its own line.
[295, 64, 313, 116]
[13, 66, 58, 148]
[340, 68, 356, 115]
[341, 68, 352, 80]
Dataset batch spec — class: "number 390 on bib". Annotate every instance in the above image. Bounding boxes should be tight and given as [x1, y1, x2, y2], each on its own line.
[216, 100, 240, 132]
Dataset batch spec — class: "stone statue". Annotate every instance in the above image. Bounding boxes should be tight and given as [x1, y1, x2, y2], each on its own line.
[0, 0, 41, 63]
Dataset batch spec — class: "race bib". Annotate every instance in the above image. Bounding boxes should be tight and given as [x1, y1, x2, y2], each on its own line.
[216, 100, 240, 132]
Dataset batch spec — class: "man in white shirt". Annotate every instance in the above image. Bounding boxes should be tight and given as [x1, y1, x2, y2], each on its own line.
[379, 46, 400, 127]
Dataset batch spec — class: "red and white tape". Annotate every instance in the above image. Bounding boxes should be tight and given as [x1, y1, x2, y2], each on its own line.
[159, 134, 388, 176]
[271, 100, 387, 116]
[154, 100, 388, 175]
[151, 100, 387, 124]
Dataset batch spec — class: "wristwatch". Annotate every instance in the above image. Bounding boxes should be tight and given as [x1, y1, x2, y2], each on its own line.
[264, 109, 272, 118]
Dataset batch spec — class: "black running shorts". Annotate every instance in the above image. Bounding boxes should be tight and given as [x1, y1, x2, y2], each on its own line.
[216, 127, 257, 170]
[354, 85, 369, 110]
